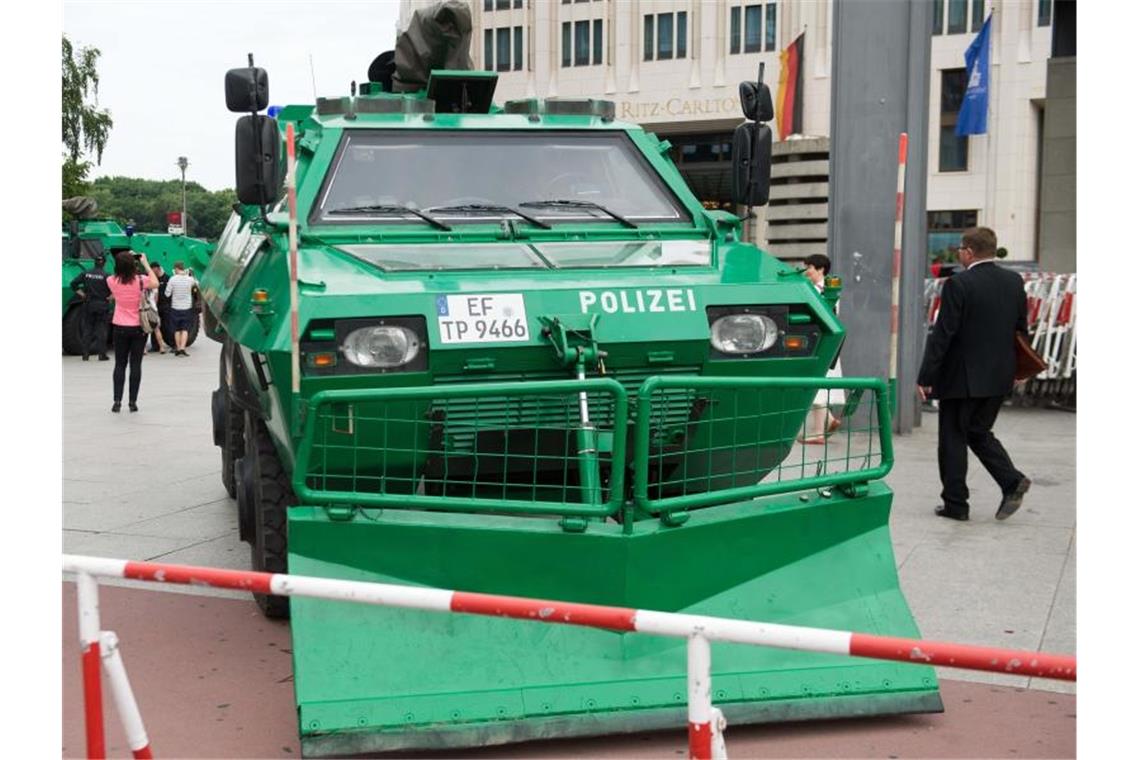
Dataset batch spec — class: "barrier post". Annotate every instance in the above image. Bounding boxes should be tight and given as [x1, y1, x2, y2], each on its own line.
[687, 633, 718, 759]
[76, 570, 105, 759]
[100, 631, 153, 759]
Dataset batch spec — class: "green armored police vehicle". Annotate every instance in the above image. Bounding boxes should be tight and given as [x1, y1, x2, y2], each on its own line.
[62, 197, 214, 354]
[203, 2, 937, 755]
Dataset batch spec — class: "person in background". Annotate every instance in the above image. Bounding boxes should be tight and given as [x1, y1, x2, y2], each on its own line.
[917, 226, 1031, 522]
[106, 251, 159, 412]
[69, 253, 112, 361]
[148, 262, 170, 354]
[799, 254, 843, 444]
[164, 261, 199, 356]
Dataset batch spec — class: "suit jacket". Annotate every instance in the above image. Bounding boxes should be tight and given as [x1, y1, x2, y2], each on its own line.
[918, 261, 1028, 399]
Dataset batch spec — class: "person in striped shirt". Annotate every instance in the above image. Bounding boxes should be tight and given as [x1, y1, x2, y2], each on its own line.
[164, 261, 199, 356]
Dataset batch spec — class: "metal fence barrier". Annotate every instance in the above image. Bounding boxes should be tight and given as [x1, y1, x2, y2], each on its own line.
[925, 272, 1076, 408]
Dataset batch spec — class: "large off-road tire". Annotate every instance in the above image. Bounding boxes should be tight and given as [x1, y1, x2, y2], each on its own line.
[218, 347, 244, 498]
[243, 412, 293, 619]
[63, 307, 84, 356]
[161, 311, 200, 348]
[186, 312, 201, 347]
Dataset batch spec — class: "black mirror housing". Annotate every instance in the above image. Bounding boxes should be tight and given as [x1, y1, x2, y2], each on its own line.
[234, 115, 281, 205]
[225, 67, 269, 113]
[731, 122, 772, 207]
[739, 81, 774, 123]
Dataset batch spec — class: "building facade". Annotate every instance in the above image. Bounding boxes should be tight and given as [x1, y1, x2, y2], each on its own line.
[398, 0, 1066, 265]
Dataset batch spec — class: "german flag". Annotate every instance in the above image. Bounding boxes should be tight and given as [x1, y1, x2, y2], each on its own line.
[775, 32, 804, 140]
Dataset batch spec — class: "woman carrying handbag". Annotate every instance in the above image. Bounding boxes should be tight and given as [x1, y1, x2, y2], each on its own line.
[105, 250, 159, 412]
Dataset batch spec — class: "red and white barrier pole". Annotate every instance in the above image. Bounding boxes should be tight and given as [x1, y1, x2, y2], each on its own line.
[100, 631, 153, 759]
[65, 555, 1077, 682]
[76, 570, 105, 759]
[889, 132, 908, 417]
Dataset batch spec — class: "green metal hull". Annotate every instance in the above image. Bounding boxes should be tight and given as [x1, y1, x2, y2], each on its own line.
[287, 481, 941, 756]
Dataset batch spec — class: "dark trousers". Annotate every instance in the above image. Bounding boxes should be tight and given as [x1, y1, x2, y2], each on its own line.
[937, 396, 1024, 513]
[112, 325, 148, 404]
[81, 302, 110, 358]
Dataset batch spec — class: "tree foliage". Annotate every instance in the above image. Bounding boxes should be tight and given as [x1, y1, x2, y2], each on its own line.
[62, 35, 114, 197]
[87, 176, 237, 241]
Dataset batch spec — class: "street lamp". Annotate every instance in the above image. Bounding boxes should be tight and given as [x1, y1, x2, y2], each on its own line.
[176, 156, 189, 236]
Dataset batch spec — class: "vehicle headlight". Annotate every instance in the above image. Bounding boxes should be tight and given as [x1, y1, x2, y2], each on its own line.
[710, 314, 779, 354]
[342, 325, 421, 368]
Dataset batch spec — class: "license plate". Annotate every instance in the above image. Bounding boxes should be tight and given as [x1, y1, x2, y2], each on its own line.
[436, 293, 530, 344]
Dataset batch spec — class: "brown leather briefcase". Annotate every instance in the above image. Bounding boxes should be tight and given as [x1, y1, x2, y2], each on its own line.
[1014, 332, 1047, 381]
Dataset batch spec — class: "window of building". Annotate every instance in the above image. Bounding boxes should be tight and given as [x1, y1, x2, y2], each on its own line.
[1038, 0, 1052, 26]
[927, 210, 979, 260]
[932, 0, 944, 35]
[644, 13, 687, 61]
[729, 4, 776, 55]
[657, 14, 674, 59]
[496, 27, 511, 72]
[496, 0, 510, 9]
[971, 0, 985, 31]
[574, 19, 590, 66]
[744, 5, 763, 53]
[765, 4, 777, 51]
[939, 69, 969, 172]
[563, 19, 602, 68]
[485, 26, 524, 73]
[946, 0, 967, 34]
[484, 0, 493, 11]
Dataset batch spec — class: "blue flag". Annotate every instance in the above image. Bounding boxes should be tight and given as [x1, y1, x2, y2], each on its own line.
[956, 13, 991, 136]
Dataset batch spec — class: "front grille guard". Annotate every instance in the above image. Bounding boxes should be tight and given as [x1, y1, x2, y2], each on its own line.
[632, 376, 894, 516]
[293, 376, 893, 523]
[294, 379, 628, 519]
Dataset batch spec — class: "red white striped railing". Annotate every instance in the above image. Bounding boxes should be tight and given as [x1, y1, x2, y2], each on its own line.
[64, 555, 1076, 760]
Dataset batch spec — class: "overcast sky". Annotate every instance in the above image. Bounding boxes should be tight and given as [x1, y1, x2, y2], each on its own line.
[63, 0, 403, 191]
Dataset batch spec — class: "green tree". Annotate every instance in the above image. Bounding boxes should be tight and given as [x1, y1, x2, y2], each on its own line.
[62, 35, 114, 199]
[88, 176, 236, 241]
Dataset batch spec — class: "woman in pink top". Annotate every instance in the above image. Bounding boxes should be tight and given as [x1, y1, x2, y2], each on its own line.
[105, 250, 159, 412]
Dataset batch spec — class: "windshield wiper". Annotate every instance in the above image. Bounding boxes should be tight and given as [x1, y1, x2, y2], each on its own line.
[427, 204, 552, 230]
[518, 199, 639, 229]
[326, 204, 452, 231]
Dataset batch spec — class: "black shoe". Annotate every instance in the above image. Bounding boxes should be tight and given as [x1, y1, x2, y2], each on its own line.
[111, 402, 122, 413]
[935, 505, 969, 521]
[98, 355, 109, 361]
[997, 478, 1031, 520]
[82, 355, 90, 361]
[129, 402, 139, 413]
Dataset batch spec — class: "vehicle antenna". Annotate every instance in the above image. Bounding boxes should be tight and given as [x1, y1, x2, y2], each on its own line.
[309, 53, 317, 100]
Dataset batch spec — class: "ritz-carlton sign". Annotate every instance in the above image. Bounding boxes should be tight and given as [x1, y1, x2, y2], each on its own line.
[618, 96, 741, 122]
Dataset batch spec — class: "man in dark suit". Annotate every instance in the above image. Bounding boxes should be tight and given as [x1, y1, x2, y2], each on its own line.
[917, 227, 1031, 521]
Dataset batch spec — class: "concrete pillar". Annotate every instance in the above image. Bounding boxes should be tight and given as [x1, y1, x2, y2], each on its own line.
[828, 0, 932, 433]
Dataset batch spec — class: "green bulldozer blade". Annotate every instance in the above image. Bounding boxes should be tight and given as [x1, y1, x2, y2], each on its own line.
[287, 481, 941, 756]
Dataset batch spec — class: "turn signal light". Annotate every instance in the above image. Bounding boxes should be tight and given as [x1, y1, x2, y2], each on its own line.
[784, 335, 806, 350]
[251, 289, 271, 304]
[307, 352, 338, 369]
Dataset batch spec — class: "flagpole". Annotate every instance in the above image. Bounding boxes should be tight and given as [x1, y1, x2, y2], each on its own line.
[984, 7, 998, 228]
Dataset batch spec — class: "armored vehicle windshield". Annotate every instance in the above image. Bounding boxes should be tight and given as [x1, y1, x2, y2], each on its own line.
[311, 130, 691, 226]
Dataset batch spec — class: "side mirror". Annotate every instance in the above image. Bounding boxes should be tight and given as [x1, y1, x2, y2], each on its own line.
[225, 67, 269, 113]
[739, 81, 774, 123]
[234, 115, 281, 205]
[731, 122, 772, 207]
